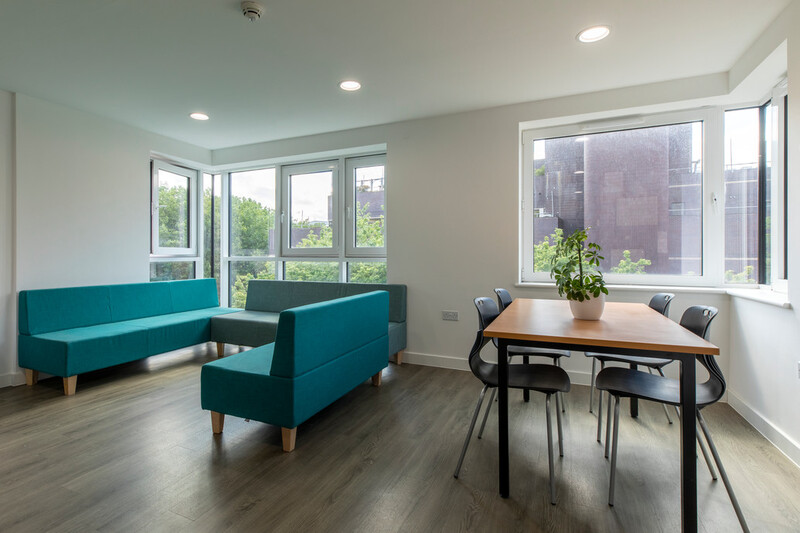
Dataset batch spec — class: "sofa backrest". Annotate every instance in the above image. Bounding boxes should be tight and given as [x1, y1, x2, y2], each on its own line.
[19, 279, 220, 335]
[245, 280, 406, 323]
[269, 291, 389, 378]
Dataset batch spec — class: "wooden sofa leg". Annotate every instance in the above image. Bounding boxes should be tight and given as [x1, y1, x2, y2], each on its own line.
[282, 427, 297, 452]
[395, 350, 403, 365]
[211, 412, 225, 434]
[63, 376, 77, 396]
[25, 369, 39, 386]
[372, 370, 382, 387]
[216, 342, 225, 358]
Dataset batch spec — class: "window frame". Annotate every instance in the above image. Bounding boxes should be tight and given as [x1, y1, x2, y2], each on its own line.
[520, 107, 723, 287]
[150, 159, 200, 258]
[280, 160, 340, 258]
[345, 154, 387, 257]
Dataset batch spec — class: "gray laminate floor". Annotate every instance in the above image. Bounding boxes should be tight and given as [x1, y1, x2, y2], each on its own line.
[1, 344, 798, 532]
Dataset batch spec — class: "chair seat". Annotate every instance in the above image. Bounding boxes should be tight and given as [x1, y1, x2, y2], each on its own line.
[508, 345, 570, 358]
[585, 351, 671, 368]
[476, 362, 570, 394]
[595, 366, 719, 407]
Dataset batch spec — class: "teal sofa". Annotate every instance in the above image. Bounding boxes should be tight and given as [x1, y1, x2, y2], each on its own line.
[211, 279, 407, 363]
[18, 279, 240, 395]
[201, 291, 389, 452]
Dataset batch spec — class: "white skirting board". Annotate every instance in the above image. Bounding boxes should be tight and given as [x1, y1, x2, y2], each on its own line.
[728, 390, 800, 469]
[0, 371, 25, 388]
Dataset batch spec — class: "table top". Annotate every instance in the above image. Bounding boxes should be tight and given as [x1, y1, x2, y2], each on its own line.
[483, 299, 719, 355]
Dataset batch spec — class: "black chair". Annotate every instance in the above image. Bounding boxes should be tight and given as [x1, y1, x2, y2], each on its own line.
[586, 293, 675, 441]
[454, 297, 571, 505]
[595, 306, 749, 531]
[494, 288, 570, 411]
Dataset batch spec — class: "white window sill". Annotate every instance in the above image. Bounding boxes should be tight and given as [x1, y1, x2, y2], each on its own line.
[726, 288, 791, 309]
[515, 282, 728, 295]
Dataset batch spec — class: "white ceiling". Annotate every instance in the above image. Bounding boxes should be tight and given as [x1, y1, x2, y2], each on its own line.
[0, 0, 789, 149]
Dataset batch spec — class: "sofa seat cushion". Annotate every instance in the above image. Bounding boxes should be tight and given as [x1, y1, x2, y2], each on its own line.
[210, 310, 280, 347]
[18, 323, 150, 377]
[123, 308, 241, 354]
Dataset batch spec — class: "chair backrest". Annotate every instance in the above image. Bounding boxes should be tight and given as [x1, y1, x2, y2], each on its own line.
[494, 288, 513, 311]
[469, 297, 500, 382]
[679, 305, 724, 406]
[648, 292, 675, 317]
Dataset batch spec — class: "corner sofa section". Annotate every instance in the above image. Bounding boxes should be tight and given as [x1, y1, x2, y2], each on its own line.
[201, 291, 389, 452]
[18, 279, 239, 395]
[211, 279, 407, 363]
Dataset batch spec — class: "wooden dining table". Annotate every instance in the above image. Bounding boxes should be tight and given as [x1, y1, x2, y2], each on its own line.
[482, 298, 720, 533]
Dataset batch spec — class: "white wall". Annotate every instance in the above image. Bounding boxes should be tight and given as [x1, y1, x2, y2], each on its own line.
[0, 90, 15, 386]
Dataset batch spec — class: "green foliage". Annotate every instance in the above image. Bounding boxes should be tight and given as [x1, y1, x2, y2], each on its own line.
[533, 229, 564, 272]
[157, 185, 189, 248]
[150, 261, 194, 281]
[534, 165, 546, 177]
[550, 228, 608, 302]
[228, 201, 386, 305]
[611, 250, 651, 274]
[203, 188, 221, 282]
[724, 266, 756, 284]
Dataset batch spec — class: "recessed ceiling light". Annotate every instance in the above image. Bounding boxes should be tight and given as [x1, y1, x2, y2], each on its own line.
[577, 25, 610, 43]
[339, 80, 361, 92]
[189, 112, 209, 121]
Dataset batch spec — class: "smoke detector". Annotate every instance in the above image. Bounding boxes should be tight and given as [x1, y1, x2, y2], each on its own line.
[241, 1, 264, 21]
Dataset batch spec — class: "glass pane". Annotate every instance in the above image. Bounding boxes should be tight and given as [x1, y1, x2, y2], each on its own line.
[230, 168, 277, 256]
[157, 169, 190, 248]
[354, 165, 385, 248]
[764, 102, 778, 285]
[150, 261, 195, 281]
[723, 108, 759, 284]
[348, 262, 387, 283]
[203, 174, 221, 294]
[284, 261, 339, 281]
[229, 261, 277, 308]
[531, 122, 703, 276]
[290, 171, 333, 248]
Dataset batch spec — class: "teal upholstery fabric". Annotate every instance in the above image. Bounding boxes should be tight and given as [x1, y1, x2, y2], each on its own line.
[211, 280, 407, 354]
[210, 311, 279, 347]
[169, 279, 220, 312]
[201, 291, 389, 430]
[18, 323, 149, 376]
[19, 285, 112, 335]
[109, 282, 172, 321]
[18, 279, 237, 378]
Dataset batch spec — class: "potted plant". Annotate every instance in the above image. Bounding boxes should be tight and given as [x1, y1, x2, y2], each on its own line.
[550, 228, 609, 320]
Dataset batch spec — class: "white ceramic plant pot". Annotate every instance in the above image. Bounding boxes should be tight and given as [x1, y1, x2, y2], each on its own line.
[569, 293, 606, 320]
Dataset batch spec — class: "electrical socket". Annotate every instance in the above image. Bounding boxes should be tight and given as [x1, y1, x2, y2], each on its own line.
[442, 310, 459, 321]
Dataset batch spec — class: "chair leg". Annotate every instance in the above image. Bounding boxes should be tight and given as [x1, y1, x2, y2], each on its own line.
[211, 411, 224, 433]
[477, 387, 496, 439]
[523, 356, 530, 403]
[281, 427, 297, 452]
[545, 394, 557, 505]
[696, 417, 718, 480]
[646, 367, 673, 424]
[596, 389, 604, 442]
[608, 395, 621, 506]
[454, 385, 490, 479]
[556, 394, 564, 457]
[556, 358, 566, 413]
[589, 357, 596, 413]
[696, 410, 750, 532]
[604, 391, 613, 458]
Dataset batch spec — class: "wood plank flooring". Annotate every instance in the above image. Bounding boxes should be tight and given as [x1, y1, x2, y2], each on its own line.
[1, 344, 798, 532]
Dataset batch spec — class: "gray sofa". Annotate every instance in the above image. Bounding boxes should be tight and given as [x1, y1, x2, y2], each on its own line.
[211, 280, 407, 364]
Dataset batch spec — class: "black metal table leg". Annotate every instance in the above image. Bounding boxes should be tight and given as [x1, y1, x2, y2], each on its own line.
[679, 355, 698, 532]
[523, 355, 530, 402]
[630, 363, 639, 417]
[498, 339, 509, 498]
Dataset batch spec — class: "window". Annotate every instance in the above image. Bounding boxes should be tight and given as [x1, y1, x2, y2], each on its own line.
[522, 111, 707, 284]
[203, 173, 221, 295]
[222, 153, 387, 307]
[151, 160, 198, 256]
[723, 93, 787, 285]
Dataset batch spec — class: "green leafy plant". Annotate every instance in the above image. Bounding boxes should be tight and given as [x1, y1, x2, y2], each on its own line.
[611, 250, 651, 274]
[550, 228, 608, 301]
